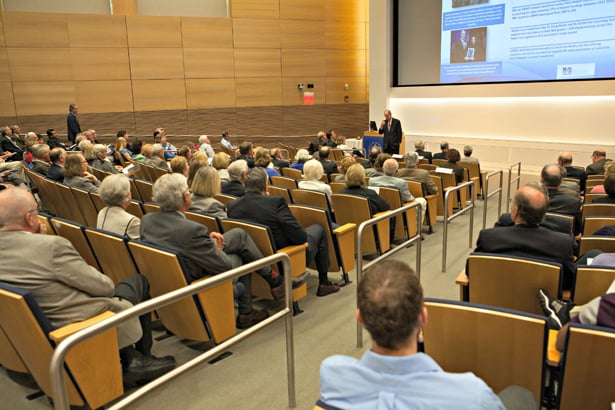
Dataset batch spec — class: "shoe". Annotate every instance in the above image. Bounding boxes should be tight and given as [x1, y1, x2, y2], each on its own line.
[317, 282, 340, 297]
[292, 271, 310, 288]
[270, 272, 310, 301]
[236, 309, 269, 329]
[537, 289, 571, 330]
[122, 353, 176, 386]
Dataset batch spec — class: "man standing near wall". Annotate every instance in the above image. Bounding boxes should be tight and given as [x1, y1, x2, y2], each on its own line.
[67, 103, 81, 144]
[378, 109, 402, 155]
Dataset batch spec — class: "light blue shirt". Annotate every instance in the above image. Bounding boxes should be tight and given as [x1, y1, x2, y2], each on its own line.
[320, 350, 504, 410]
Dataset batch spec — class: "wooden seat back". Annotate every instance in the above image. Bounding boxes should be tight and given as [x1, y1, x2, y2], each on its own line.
[185, 211, 223, 233]
[70, 187, 99, 227]
[134, 179, 154, 203]
[407, 180, 437, 228]
[281, 167, 302, 180]
[581, 203, 615, 220]
[582, 216, 615, 235]
[143, 202, 161, 214]
[50, 217, 101, 270]
[584, 193, 607, 204]
[578, 236, 615, 255]
[268, 185, 292, 204]
[378, 186, 417, 239]
[573, 267, 615, 305]
[83, 228, 139, 285]
[270, 176, 298, 190]
[329, 182, 346, 193]
[52, 182, 88, 225]
[214, 193, 238, 207]
[291, 189, 331, 212]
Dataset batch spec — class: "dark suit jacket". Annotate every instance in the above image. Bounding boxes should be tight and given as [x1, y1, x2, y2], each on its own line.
[439, 161, 465, 184]
[47, 164, 64, 182]
[1, 136, 24, 161]
[272, 157, 290, 169]
[320, 159, 339, 176]
[495, 213, 573, 235]
[415, 150, 432, 163]
[593, 196, 615, 204]
[67, 112, 81, 144]
[339, 186, 390, 215]
[564, 166, 587, 192]
[140, 211, 239, 282]
[586, 158, 607, 176]
[227, 193, 306, 249]
[221, 181, 245, 197]
[46, 138, 67, 150]
[546, 187, 582, 233]
[378, 118, 402, 154]
[232, 154, 255, 169]
[475, 224, 576, 289]
[433, 152, 447, 160]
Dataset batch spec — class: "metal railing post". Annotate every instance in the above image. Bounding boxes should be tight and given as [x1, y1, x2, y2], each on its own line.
[482, 170, 504, 230]
[50, 253, 296, 410]
[355, 201, 423, 348]
[506, 162, 521, 212]
[442, 181, 475, 272]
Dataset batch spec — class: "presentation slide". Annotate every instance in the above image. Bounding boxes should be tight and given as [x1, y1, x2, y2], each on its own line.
[440, 0, 615, 84]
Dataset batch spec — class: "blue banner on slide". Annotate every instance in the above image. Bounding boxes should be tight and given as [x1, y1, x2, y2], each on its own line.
[443, 4, 505, 30]
[362, 135, 383, 155]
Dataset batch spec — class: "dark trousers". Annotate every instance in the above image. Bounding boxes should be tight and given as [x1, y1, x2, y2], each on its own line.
[305, 224, 330, 284]
[114, 274, 152, 356]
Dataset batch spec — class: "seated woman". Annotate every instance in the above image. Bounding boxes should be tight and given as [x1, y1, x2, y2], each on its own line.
[290, 149, 310, 172]
[91, 144, 120, 174]
[116, 136, 133, 163]
[64, 153, 100, 193]
[187, 155, 209, 187]
[590, 162, 615, 194]
[212, 152, 231, 182]
[189, 166, 227, 219]
[96, 173, 140, 239]
[170, 156, 190, 177]
[365, 153, 390, 177]
[255, 149, 280, 178]
[339, 164, 390, 215]
[335, 156, 357, 182]
[298, 159, 332, 199]
[593, 174, 615, 204]
[439, 148, 465, 184]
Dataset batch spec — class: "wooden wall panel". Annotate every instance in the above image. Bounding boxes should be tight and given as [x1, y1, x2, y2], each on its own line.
[280, 0, 325, 21]
[325, 76, 367, 104]
[325, 0, 367, 23]
[0, 82, 16, 117]
[126, 16, 181, 47]
[134, 109, 188, 135]
[77, 112, 136, 134]
[183, 48, 234, 79]
[282, 105, 327, 135]
[187, 107, 237, 136]
[75, 81, 134, 113]
[235, 78, 281, 107]
[326, 103, 369, 137]
[8, 48, 72, 82]
[232, 19, 280, 49]
[280, 20, 324, 50]
[129, 48, 184, 79]
[0, 14, 6, 45]
[186, 79, 236, 109]
[0, 48, 11, 82]
[281, 49, 326, 78]
[13, 82, 75, 115]
[325, 49, 366, 77]
[325, 21, 366, 50]
[230, 0, 279, 19]
[236, 106, 283, 135]
[234, 49, 280, 78]
[3, 12, 69, 47]
[182, 17, 233, 48]
[132, 79, 186, 111]
[282, 77, 326, 105]
[67, 15, 128, 47]
[71, 48, 130, 80]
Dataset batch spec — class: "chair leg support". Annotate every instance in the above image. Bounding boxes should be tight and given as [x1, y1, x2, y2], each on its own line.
[293, 301, 304, 316]
[339, 272, 352, 286]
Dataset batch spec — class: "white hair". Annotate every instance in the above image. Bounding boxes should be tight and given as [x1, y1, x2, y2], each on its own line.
[152, 173, 188, 211]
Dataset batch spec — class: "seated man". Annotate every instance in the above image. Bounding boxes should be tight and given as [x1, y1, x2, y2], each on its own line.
[586, 148, 609, 176]
[397, 152, 438, 195]
[221, 159, 248, 197]
[140, 173, 278, 328]
[0, 188, 175, 385]
[318, 146, 339, 177]
[150, 143, 170, 170]
[47, 147, 66, 182]
[541, 164, 582, 234]
[369, 158, 427, 224]
[228, 168, 340, 297]
[232, 141, 255, 168]
[270, 147, 290, 169]
[414, 139, 432, 163]
[462, 145, 479, 164]
[30, 144, 51, 176]
[433, 141, 449, 160]
[558, 151, 586, 193]
[319, 260, 531, 409]
[475, 183, 576, 290]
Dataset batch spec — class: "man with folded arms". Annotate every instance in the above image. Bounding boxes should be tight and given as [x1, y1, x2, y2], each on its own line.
[0, 188, 175, 385]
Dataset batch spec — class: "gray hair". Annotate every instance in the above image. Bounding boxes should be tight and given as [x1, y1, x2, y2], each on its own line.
[99, 174, 131, 207]
[294, 149, 310, 162]
[245, 167, 268, 193]
[382, 159, 399, 176]
[228, 159, 248, 182]
[31, 144, 50, 159]
[198, 135, 209, 144]
[153, 173, 188, 211]
[414, 139, 424, 150]
[404, 152, 419, 168]
[151, 143, 164, 156]
[303, 159, 324, 181]
[92, 144, 107, 159]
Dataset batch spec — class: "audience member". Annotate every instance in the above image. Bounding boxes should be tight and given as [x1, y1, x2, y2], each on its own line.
[335, 157, 356, 182]
[254, 149, 279, 178]
[541, 163, 582, 233]
[558, 152, 586, 193]
[97, 174, 140, 239]
[117, 136, 133, 163]
[30, 144, 51, 176]
[212, 152, 231, 182]
[340, 164, 390, 215]
[319, 260, 514, 410]
[397, 152, 438, 195]
[298, 160, 332, 199]
[170, 156, 189, 177]
[0, 126, 24, 161]
[335, 135, 351, 155]
[586, 148, 609, 175]
[150, 144, 170, 170]
[234, 142, 255, 168]
[228, 168, 339, 297]
[325, 130, 338, 147]
[270, 148, 290, 169]
[186, 156, 208, 188]
[221, 159, 248, 197]
[592, 174, 615, 204]
[290, 149, 311, 172]
[46, 128, 67, 150]
[189, 167, 227, 219]
[63, 153, 100, 193]
[220, 131, 237, 150]
[308, 131, 328, 155]
[475, 183, 576, 289]
[366, 153, 390, 177]
[177, 145, 193, 162]
[318, 146, 339, 177]
[590, 162, 615, 194]
[198, 135, 215, 159]
[433, 141, 449, 160]
[47, 148, 66, 182]
[140, 173, 273, 328]
[0, 188, 175, 385]
[462, 145, 479, 164]
[439, 148, 465, 184]
[92, 144, 120, 174]
[414, 139, 432, 163]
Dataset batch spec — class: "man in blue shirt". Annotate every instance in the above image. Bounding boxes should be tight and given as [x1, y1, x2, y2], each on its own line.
[319, 260, 534, 409]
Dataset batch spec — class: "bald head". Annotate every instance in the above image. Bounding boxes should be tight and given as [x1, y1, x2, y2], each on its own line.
[541, 164, 564, 188]
[558, 152, 573, 166]
[512, 183, 548, 225]
[0, 188, 39, 232]
[382, 159, 399, 176]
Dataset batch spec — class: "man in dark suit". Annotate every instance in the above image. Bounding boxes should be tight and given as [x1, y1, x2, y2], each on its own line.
[541, 163, 582, 234]
[558, 152, 586, 193]
[270, 148, 290, 169]
[378, 110, 402, 155]
[221, 159, 247, 197]
[0, 126, 24, 161]
[414, 139, 432, 163]
[433, 142, 449, 160]
[586, 148, 609, 176]
[140, 173, 275, 329]
[318, 146, 339, 178]
[308, 131, 328, 156]
[66, 103, 81, 144]
[232, 141, 255, 168]
[228, 168, 340, 297]
[475, 183, 576, 289]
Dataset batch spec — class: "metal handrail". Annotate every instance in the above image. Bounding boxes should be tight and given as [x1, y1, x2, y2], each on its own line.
[482, 170, 504, 230]
[50, 253, 296, 409]
[506, 162, 522, 212]
[355, 201, 423, 348]
[442, 181, 475, 272]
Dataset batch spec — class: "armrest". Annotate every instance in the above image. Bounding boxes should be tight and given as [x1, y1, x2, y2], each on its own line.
[332, 222, 356, 236]
[456, 270, 469, 286]
[49, 311, 115, 343]
[333, 223, 356, 274]
[278, 243, 308, 277]
[547, 329, 561, 366]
